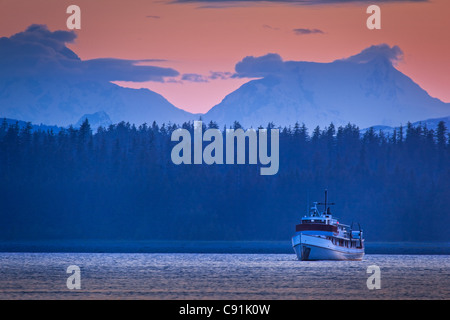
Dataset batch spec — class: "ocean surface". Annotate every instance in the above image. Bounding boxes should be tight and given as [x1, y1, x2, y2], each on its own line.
[0, 252, 449, 300]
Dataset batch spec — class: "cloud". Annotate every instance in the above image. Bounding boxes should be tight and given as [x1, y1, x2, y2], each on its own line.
[180, 71, 233, 82]
[146, 15, 161, 19]
[233, 53, 286, 78]
[293, 28, 324, 35]
[262, 24, 280, 31]
[0, 24, 179, 82]
[82, 59, 178, 82]
[233, 44, 404, 78]
[181, 73, 209, 82]
[208, 71, 233, 80]
[342, 44, 403, 65]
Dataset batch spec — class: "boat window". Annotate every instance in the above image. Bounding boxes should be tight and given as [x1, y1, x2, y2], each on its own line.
[302, 219, 325, 224]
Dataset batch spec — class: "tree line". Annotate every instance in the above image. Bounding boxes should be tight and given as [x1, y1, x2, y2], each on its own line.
[0, 118, 449, 242]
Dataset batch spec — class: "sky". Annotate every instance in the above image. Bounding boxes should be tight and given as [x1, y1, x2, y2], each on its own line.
[1, 0, 449, 114]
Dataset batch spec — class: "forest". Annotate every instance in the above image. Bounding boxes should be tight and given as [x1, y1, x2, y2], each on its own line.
[0, 118, 449, 242]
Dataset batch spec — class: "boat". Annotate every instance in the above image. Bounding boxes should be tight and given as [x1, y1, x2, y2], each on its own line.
[291, 190, 364, 261]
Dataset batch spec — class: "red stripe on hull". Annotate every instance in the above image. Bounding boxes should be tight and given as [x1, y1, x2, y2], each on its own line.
[295, 223, 338, 233]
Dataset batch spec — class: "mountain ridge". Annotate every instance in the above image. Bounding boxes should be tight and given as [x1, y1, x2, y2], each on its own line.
[203, 52, 449, 129]
[1, 26, 448, 129]
[0, 24, 194, 127]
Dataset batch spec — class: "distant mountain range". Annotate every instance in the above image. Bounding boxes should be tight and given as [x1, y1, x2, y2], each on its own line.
[75, 111, 112, 131]
[0, 77, 193, 127]
[1, 117, 62, 133]
[0, 28, 448, 130]
[3, 114, 448, 141]
[2, 111, 120, 133]
[0, 24, 193, 127]
[360, 115, 450, 135]
[203, 51, 449, 129]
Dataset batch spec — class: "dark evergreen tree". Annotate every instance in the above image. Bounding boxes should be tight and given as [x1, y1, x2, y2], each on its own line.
[0, 119, 448, 242]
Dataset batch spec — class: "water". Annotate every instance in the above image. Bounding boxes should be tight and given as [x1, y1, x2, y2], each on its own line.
[0, 253, 448, 299]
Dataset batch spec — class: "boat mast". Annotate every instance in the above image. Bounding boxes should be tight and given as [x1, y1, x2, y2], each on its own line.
[317, 189, 335, 215]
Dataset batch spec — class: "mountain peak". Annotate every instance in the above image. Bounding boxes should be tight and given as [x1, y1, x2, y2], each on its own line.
[340, 44, 403, 66]
[204, 45, 449, 129]
[75, 111, 112, 131]
[0, 24, 192, 126]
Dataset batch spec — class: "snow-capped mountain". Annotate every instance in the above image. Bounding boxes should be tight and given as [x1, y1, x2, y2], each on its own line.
[360, 115, 450, 136]
[75, 111, 112, 131]
[0, 77, 194, 127]
[0, 24, 194, 127]
[1, 26, 448, 131]
[204, 46, 450, 129]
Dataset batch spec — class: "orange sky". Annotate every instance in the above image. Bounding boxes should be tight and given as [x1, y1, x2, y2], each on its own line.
[1, 0, 449, 113]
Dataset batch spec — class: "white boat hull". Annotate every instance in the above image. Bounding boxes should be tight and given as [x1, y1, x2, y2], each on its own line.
[292, 234, 364, 261]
